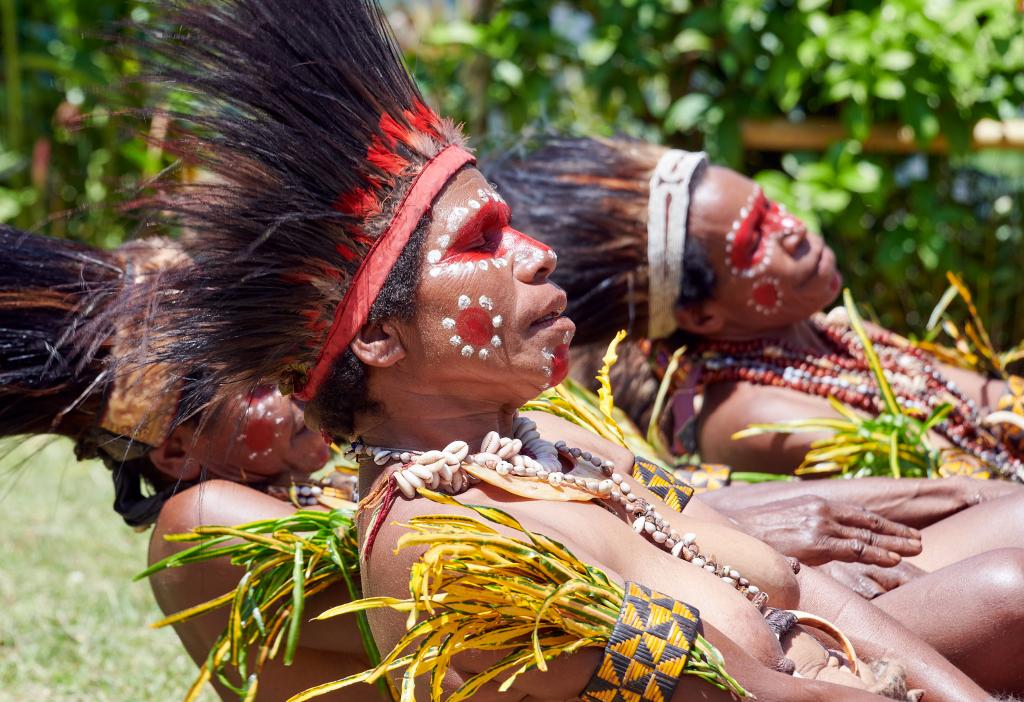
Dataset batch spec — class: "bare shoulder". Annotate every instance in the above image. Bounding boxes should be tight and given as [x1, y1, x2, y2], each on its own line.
[151, 480, 295, 559]
[699, 382, 836, 472]
[522, 410, 634, 470]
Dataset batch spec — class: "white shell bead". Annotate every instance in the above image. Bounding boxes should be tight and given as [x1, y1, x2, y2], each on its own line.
[692, 557, 705, 567]
[393, 471, 416, 499]
[443, 441, 469, 462]
[632, 516, 647, 532]
[481, 431, 500, 454]
[671, 542, 684, 558]
[407, 464, 433, 481]
[652, 531, 668, 544]
[416, 450, 445, 465]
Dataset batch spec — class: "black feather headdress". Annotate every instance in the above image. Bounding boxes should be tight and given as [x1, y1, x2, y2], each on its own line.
[137, 0, 470, 433]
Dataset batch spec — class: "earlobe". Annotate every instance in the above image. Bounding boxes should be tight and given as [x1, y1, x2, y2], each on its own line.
[673, 302, 725, 337]
[350, 321, 407, 368]
[149, 425, 202, 482]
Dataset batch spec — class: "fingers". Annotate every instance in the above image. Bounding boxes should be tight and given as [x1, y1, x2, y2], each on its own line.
[835, 525, 922, 557]
[862, 563, 921, 591]
[825, 563, 886, 599]
[823, 535, 902, 566]
[834, 503, 921, 540]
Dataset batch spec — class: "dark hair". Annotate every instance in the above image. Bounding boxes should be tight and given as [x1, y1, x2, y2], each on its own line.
[0, 226, 191, 527]
[134, 0, 467, 439]
[488, 136, 716, 346]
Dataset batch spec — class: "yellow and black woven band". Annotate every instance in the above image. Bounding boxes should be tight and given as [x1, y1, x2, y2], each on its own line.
[581, 582, 701, 702]
[632, 458, 695, 513]
[671, 463, 732, 493]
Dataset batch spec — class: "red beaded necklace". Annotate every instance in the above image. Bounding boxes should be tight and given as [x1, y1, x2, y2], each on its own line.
[686, 315, 1022, 479]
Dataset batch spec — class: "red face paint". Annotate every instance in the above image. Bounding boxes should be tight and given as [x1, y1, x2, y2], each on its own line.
[239, 390, 285, 453]
[455, 307, 495, 346]
[728, 190, 769, 271]
[752, 281, 778, 308]
[762, 201, 805, 239]
[444, 199, 511, 263]
[550, 344, 570, 384]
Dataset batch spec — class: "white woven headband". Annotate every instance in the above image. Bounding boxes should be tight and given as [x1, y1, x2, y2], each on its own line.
[646, 149, 708, 339]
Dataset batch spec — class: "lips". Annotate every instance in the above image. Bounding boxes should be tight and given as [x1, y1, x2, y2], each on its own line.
[530, 289, 569, 328]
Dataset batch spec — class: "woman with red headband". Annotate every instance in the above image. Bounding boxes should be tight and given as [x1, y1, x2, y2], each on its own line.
[131, 2, 1004, 700]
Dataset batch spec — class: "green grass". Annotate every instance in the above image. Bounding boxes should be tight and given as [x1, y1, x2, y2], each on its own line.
[0, 436, 217, 702]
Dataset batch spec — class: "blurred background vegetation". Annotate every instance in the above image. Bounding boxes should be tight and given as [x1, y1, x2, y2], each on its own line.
[2, 0, 1024, 698]
[3, 0, 1024, 342]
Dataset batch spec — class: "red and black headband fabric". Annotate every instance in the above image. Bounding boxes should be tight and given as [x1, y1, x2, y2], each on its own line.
[295, 143, 475, 401]
[136, 0, 472, 418]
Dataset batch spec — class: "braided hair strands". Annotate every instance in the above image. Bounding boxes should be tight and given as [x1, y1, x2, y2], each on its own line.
[133, 0, 468, 435]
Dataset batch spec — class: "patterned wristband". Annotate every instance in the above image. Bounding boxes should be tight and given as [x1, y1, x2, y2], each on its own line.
[581, 582, 701, 702]
[632, 458, 695, 513]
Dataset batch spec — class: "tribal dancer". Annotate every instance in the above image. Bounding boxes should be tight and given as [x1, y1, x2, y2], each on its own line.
[0, 227, 373, 700]
[487, 136, 1024, 691]
[124, 2, 1014, 699]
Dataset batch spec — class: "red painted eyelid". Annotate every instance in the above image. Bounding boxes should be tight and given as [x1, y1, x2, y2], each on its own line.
[732, 191, 769, 254]
[446, 200, 512, 251]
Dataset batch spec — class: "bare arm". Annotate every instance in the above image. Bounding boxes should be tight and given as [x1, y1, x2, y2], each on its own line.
[796, 565, 990, 702]
[702, 476, 1022, 528]
[149, 480, 382, 702]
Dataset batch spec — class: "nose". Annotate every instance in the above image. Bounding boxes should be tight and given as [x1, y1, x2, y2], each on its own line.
[509, 228, 557, 284]
[777, 219, 810, 257]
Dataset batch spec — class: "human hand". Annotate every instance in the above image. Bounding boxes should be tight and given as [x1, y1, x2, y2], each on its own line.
[728, 495, 922, 566]
[946, 475, 1021, 509]
[822, 560, 927, 599]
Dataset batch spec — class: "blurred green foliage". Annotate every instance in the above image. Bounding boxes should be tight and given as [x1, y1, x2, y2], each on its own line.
[0, 0, 155, 247]
[402, 0, 1024, 346]
[3, 0, 1024, 345]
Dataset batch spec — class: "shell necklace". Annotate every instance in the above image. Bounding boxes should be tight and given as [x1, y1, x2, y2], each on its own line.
[350, 414, 767, 608]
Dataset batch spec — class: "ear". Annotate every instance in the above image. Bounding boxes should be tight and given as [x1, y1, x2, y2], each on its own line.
[673, 300, 725, 337]
[149, 423, 203, 482]
[350, 320, 406, 368]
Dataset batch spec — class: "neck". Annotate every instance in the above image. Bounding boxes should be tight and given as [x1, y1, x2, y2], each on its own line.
[359, 392, 519, 452]
[707, 318, 830, 353]
[355, 394, 520, 499]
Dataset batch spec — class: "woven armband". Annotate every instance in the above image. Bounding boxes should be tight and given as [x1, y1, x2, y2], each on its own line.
[632, 458, 695, 513]
[581, 582, 701, 702]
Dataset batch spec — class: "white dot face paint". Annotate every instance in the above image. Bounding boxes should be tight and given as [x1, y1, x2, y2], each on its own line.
[492, 315, 503, 328]
[446, 207, 469, 233]
[427, 250, 442, 264]
[468, 199, 481, 209]
[440, 293, 504, 363]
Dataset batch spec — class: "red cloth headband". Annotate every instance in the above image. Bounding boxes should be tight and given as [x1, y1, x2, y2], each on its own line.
[294, 144, 476, 401]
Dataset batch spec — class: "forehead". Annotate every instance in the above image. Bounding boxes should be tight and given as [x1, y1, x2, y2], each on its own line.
[690, 166, 758, 236]
[434, 167, 493, 216]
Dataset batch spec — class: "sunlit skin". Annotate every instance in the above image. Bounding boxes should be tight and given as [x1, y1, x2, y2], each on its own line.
[148, 391, 375, 702]
[680, 167, 1011, 471]
[149, 386, 330, 484]
[654, 165, 1024, 692]
[677, 166, 842, 340]
[337, 166, 993, 702]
